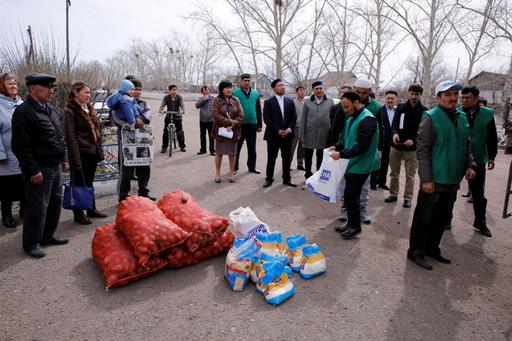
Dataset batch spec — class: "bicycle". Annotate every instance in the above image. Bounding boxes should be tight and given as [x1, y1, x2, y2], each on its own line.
[165, 111, 181, 157]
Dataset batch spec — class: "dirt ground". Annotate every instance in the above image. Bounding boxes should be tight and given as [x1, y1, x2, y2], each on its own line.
[1, 98, 511, 341]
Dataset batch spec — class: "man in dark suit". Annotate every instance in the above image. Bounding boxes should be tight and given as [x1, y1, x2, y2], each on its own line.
[377, 90, 397, 190]
[263, 78, 297, 188]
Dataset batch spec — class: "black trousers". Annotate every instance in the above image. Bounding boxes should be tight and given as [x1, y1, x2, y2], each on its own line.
[304, 148, 323, 179]
[119, 165, 151, 200]
[265, 137, 292, 183]
[199, 121, 215, 153]
[468, 165, 487, 227]
[70, 153, 98, 213]
[408, 190, 457, 256]
[344, 173, 370, 228]
[162, 117, 185, 149]
[23, 166, 63, 250]
[377, 141, 391, 186]
[235, 124, 258, 171]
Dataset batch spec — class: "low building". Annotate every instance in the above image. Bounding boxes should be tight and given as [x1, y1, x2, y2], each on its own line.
[469, 71, 511, 104]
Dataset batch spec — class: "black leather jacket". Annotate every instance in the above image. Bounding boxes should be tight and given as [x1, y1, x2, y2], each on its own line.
[11, 96, 66, 176]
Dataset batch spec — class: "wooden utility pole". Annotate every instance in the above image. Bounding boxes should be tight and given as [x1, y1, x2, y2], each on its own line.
[66, 0, 71, 82]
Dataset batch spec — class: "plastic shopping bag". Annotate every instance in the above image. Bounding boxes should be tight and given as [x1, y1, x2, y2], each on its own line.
[305, 149, 348, 203]
[225, 237, 262, 292]
[229, 207, 271, 237]
[258, 261, 295, 305]
[286, 234, 306, 272]
[300, 243, 327, 279]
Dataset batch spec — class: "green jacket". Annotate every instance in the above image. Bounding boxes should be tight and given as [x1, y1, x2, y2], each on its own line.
[233, 88, 261, 126]
[344, 109, 380, 174]
[461, 106, 494, 167]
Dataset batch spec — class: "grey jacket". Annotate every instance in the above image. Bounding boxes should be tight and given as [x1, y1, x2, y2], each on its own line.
[195, 95, 214, 122]
[293, 98, 304, 129]
[0, 94, 23, 176]
[299, 95, 334, 149]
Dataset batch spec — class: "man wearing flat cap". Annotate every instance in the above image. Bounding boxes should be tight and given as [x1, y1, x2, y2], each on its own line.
[233, 74, 263, 174]
[407, 80, 476, 270]
[299, 80, 334, 180]
[11, 73, 69, 258]
[262, 78, 297, 188]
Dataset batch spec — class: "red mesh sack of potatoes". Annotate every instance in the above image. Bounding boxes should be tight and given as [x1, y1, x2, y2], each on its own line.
[91, 223, 168, 289]
[115, 196, 190, 266]
[158, 190, 230, 252]
[167, 230, 235, 269]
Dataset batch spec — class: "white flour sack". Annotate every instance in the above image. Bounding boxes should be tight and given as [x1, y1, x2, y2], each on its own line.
[300, 243, 326, 279]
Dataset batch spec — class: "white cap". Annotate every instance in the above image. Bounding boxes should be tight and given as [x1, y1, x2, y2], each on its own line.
[435, 80, 463, 96]
[353, 78, 372, 89]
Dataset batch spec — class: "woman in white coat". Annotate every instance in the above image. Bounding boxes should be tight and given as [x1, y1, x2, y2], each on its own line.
[0, 73, 24, 228]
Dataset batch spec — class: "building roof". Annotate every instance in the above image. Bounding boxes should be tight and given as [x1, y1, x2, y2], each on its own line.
[469, 71, 508, 91]
[303, 71, 358, 88]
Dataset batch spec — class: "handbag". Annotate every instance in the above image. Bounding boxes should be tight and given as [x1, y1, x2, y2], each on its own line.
[218, 99, 234, 139]
[63, 169, 94, 210]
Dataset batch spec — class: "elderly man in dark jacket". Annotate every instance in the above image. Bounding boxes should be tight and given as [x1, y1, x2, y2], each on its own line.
[11, 73, 69, 258]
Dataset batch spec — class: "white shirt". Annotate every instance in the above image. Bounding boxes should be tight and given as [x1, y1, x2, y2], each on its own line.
[386, 106, 396, 126]
[276, 95, 285, 119]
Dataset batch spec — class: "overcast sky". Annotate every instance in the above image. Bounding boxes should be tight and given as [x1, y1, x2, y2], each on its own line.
[1, 0, 508, 85]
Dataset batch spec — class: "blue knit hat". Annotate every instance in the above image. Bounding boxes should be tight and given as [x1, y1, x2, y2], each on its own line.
[119, 79, 135, 93]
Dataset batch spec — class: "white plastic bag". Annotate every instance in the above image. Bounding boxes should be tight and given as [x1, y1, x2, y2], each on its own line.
[305, 149, 348, 203]
[229, 207, 271, 237]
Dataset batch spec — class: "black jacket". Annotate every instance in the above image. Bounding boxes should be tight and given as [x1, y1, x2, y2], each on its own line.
[326, 103, 347, 147]
[334, 108, 378, 158]
[263, 95, 297, 142]
[11, 96, 66, 176]
[380, 105, 396, 144]
[391, 100, 428, 151]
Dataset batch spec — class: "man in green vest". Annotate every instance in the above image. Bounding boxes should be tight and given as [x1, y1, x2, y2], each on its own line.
[330, 91, 379, 239]
[460, 86, 498, 238]
[407, 80, 476, 270]
[233, 74, 263, 174]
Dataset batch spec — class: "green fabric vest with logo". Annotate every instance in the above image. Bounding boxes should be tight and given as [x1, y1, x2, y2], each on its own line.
[344, 108, 380, 174]
[233, 88, 259, 125]
[365, 98, 380, 117]
[427, 106, 469, 185]
[465, 106, 494, 167]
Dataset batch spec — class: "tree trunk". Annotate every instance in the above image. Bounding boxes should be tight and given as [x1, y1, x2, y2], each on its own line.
[503, 56, 512, 154]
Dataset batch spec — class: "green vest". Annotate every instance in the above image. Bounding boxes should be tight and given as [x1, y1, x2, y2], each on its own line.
[344, 108, 380, 174]
[233, 88, 259, 124]
[427, 106, 469, 185]
[365, 98, 380, 117]
[462, 106, 494, 167]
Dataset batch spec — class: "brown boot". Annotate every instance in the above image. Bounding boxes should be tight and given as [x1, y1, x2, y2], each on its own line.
[86, 209, 108, 218]
[74, 211, 92, 225]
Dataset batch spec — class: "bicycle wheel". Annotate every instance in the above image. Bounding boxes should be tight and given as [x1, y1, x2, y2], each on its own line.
[169, 129, 174, 157]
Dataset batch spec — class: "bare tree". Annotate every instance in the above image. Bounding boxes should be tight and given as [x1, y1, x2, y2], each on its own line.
[383, 0, 458, 105]
[452, 0, 498, 82]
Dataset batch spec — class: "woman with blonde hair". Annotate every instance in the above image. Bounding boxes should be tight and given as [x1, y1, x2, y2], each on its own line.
[0, 73, 24, 228]
[63, 81, 107, 224]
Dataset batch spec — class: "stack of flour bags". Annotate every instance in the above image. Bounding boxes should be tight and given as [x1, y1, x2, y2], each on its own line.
[224, 231, 326, 305]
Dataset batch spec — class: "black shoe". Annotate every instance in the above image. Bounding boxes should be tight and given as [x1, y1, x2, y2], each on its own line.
[370, 184, 378, 190]
[248, 169, 261, 174]
[263, 180, 273, 188]
[426, 252, 451, 264]
[335, 224, 350, 233]
[25, 245, 45, 258]
[297, 165, 305, 171]
[379, 184, 390, 190]
[86, 209, 108, 218]
[41, 236, 69, 246]
[161, 147, 167, 153]
[210, 151, 216, 156]
[407, 251, 433, 270]
[74, 212, 92, 225]
[141, 195, 156, 201]
[2, 214, 17, 228]
[474, 224, 492, 237]
[283, 181, 297, 187]
[403, 199, 412, 208]
[384, 195, 398, 203]
[197, 151, 207, 155]
[180, 147, 187, 152]
[341, 226, 362, 239]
